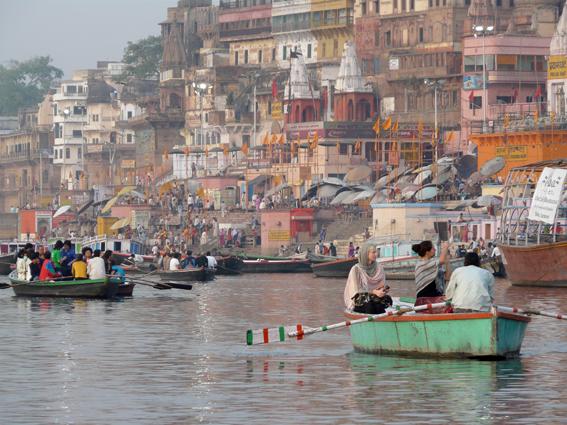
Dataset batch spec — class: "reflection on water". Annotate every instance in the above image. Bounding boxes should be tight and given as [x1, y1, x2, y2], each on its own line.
[1, 275, 567, 423]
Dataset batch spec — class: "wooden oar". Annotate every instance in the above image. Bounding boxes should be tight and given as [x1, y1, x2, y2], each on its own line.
[127, 276, 192, 291]
[247, 301, 452, 345]
[496, 305, 567, 320]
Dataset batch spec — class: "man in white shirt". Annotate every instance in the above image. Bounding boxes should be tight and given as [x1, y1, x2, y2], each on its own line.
[205, 251, 217, 269]
[152, 243, 159, 256]
[187, 194, 194, 207]
[169, 253, 180, 270]
[87, 250, 106, 280]
[491, 243, 502, 257]
[194, 216, 200, 227]
[445, 252, 495, 313]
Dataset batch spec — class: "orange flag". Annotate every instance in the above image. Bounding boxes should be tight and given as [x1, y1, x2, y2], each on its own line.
[291, 140, 297, 153]
[374, 136, 378, 152]
[241, 143, 248, 156]
[445, 129, 454, 144]
[277, 134, 284, 146]
[262, 132, 269, 145]
[80, 172, 84, 179]
[144, 166, 148, 174]
[392, 120, 399, 133]
[223, 144, 228, 156]
[382, 117, 392, 130]
[355, 138, 361, 153]
[412, 134, 416, 151]
[270, 133, 277, 145]
[311, 133, 318, 149]
[205, 147, 209, 158]
[418, 118, 423, 136]
[373, 118, 381, 134]
[185, 146, 189, 156]
[306, 133, 311, 148]
[69, 171, 72, 179]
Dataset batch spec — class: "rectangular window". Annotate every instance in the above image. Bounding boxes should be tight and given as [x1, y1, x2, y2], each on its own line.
[429, 26, 433, 41]
[127, 111, 133, 118]
[470, 96, 482, 109]
[340, 144, 348, 155]
[66, 85, 77, 93]
[497, 55, 516, 70]
[54, 123, 62, 138]
[453, 90, 458, 106]
[443, 0, 446, 5]
[322, 42, 326, 57]
[429, 0, 433, 6]
[374, 0, 379, 13]
[258, 50, 262, 63]
[334, 39, 339, 57]
[283, 46, 287, 60]
[527, 96, 533, 103]
[419, 27, 424, 42]
[393, 0, 398, 9]
[235, 51, 239, 65]
[361, 2, 367, 14]
[401, 0, 406, 11]
[442, 24, 447, 41]
[72, 130, 82, 138]
[272, 48, 276, 61]
[496, 96, 512, 104]
[496, 0, 502, 4]
[127, 134, 133, 143]
[464, 55, 475, 72]
[375, 31, 380, 46]
[410, 0, 415, 9]
[509, 0, 514, 5]
[244, 50, 249, 64]
[362, 60, 367, 73]
[435, 0, 439, 6]
[375, 58, 379, 72]
[465, 0, 471, 5]
[385, 31, 391, 46]
[307, 44, 312, 59]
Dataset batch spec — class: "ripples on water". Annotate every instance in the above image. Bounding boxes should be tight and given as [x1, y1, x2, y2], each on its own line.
[1, 274, 567, 424]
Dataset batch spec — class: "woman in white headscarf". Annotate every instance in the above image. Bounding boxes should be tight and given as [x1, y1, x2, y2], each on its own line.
[344, 242, 391, 314]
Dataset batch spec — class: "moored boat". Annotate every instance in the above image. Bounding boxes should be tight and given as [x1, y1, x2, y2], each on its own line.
[215, 256, 243, 275]
[8, 271, 120, 299]
[159, 267, 216, 282]
[0, 252, 15, 275]
[117, 282, 136, 296]
[498, 159, 567, 286]
[241, 258, 312, 273]
[311, 257, 358, 277]
[383, 257, 466, 280]
[480, 256, 507, 278]
[345, 307, 530, 358]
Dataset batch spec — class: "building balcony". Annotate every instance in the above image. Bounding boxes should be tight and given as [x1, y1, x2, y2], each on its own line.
[62, 91, 88, 97]
[220, 26, 272, 39]
[487, 70, 547, 84]
[312, 16, 353, 30]
[220, 0, 271, 10]
[272, 20, 311, 33]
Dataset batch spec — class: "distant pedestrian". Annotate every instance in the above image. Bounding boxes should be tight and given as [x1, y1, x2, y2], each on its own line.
[320, 225, 326, 242]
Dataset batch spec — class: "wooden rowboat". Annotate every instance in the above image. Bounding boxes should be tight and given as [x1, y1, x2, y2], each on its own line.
[0, 252, 15, 275]
[311, 257, 358, 277]
[344, 307, 530, 358]
[158, 267, 216, 282]
[240, 258, 312, 273]
[215, 256, 243, 275]
[116, 282, 136, 296]
[8, 271, 120, 299]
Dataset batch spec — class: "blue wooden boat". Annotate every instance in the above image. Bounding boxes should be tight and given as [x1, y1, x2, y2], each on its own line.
[344, 307, 530, 359]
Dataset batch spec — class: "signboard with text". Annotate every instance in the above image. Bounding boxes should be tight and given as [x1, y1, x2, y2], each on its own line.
[122, 160, 136, 168]
[268, 230, 290, 241]
[549, 56, 567, 80]
[495, 146, 527, 162]
[528, 167, 567, 224]
[271, 102, 282, 120]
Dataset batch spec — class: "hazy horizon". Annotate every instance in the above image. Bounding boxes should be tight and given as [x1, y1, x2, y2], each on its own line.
[0, 0, 178, 78]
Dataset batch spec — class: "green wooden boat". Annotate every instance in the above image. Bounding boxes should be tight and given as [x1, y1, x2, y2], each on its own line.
[8, 271, 120, 298]
[344, 308, 530, 359]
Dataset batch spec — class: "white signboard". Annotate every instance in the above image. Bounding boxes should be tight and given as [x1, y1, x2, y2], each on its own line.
[528, 167, 567, 224]
[389, 58, 399, 70]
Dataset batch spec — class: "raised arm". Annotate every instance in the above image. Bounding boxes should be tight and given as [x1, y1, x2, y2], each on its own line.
[439, 242, 450, 265]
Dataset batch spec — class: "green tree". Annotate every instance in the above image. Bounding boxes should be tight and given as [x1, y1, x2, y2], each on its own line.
[0, 56, 63, 116]
[113, 35, 163, 83]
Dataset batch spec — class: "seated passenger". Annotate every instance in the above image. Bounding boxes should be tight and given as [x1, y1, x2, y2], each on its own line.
[39, 251, 61, 280]
[111, 264, 126, 283]
[413, 241, 451, 299]
[169, 253, 180, 270]
[183, 250, 196, 269]
[72, 254, 88, 280]
[196, 253, 208, 268]
[86, 249, 106, 280]
[445, 252, 495, 313]
[343, 242, 391, 315]
[205, 251, 217, 269]
[26, 253, 42, 281]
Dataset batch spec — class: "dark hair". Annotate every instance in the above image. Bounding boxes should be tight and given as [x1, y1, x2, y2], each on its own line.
[103, 250, 113, 259]
[93, 249, 101, 257]
[412, 241, 433, 257]
[82, 247, 92, 255]
[187, 250, 193, 256]
[44, 251, 52, 260]
[76, 253, 84, 262]
[24, 243, 33, 250]
[28, 253, 37, 260]
[206, 251, 211, 256]
[464, 252, 481, 267]
[64, 240, 71, 247]
[54, 240, 64, 250]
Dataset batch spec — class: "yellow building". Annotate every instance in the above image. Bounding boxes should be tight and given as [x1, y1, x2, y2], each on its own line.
[311, 0, 354, 62]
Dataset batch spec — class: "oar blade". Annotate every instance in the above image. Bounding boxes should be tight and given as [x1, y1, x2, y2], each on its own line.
[246, 324, 308, 345]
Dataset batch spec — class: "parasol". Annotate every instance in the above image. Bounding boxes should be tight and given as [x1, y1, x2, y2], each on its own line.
[413, 170, 432, 185]
[130, 190, 146, 199]
[323, 177, 346, 186]
[452, 199, 477, 210]
[345, 166, 372, 182]
[110, 217, 127, 230]
[317, 141, 336, 147]
[92, 198, 111, 207]
[353, 190, 376, 202]
[265, 183, 289, 197]
[318, 184, 341, 198]
[455, 155, 478, 179]
[101, 197, 118, 214]
[479, 157, 505, 177]
[76, 199, 93, 215]
[250, 145, 267, 151]
[341, 192, 362, 204]
[209, 147, 225, 153]
[330, 191, 354, 205]
[466, 171, 484, 186]
[53, 205, 71, 218]
[475, 194, 503, 207]
[436, 171, 453, 185]
[117, 186, 136, 197]
[227, 146, 242, 152]
[169, 149, 185, 155]
[414, 186, 438, 200]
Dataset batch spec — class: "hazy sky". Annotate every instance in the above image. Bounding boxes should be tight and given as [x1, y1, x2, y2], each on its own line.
[0, 0, 177, 78]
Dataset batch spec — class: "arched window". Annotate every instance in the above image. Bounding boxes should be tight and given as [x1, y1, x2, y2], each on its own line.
[77, 148, 82, 159]
[66, 148, 70, 159]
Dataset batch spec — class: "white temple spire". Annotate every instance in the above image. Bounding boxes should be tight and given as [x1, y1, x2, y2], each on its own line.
[336, 40, 372, 93]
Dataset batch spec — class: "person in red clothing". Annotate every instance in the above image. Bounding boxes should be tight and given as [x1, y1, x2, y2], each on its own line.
[39, 251, 61, 280]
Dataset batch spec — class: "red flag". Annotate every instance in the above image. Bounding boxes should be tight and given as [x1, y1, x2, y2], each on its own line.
[535, 84, 541, 99]
[271, 77, 278, 101]
[513, 88, 518, 103]
[469, 90, 474, 104]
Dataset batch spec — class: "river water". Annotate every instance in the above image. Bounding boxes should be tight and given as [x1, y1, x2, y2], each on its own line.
[2, 273, 567, 424]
